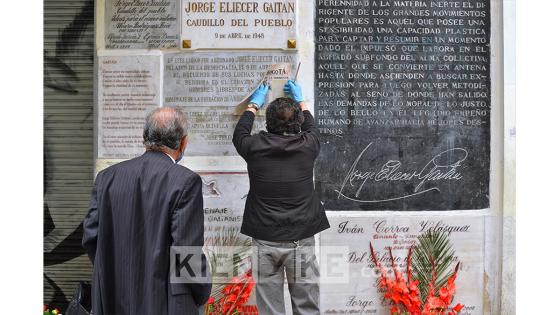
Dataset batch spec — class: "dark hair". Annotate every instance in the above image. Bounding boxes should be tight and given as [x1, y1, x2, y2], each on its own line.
[143, 107, 188, 150]
[265, 97, 304, 134]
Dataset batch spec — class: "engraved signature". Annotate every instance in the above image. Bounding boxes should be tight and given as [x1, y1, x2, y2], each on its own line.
[334, 142, 467, 203]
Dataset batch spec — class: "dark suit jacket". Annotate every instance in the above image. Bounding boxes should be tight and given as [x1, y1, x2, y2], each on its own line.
[82, 151, 211, 315]
[232, 110, 330, 241]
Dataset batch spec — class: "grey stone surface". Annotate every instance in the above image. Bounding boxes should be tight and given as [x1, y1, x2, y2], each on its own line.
[201, 172, 248, 236]
[105, 0, 178, 49]
[319, 214, 485, 314]
[186, 105, 266, 157]
[501, 216, 515, 315]
[163, 51, 297, 156]
[97, 54, 161, 159]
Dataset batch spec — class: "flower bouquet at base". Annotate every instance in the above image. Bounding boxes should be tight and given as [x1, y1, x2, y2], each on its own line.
[203, 227, 257, 315]
[204, 269, 255, 315]
[369, 230, 464, 315]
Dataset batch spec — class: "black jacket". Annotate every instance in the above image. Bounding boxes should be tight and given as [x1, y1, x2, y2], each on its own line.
[233, 110, 330, 241]
[82, 151, 211, 315]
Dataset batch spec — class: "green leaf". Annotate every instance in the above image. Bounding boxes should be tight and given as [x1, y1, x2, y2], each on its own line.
[411, 229, 457, 301]
[203, 226, 253, 300]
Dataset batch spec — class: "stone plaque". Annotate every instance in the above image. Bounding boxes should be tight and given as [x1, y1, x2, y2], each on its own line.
[105, 0, 179, 49]
[181, 0, 297, 49]
[320, 214, 484, 314]
[97, 54, 161, 159]
[315, 1, 491, 210]
[181, 106, 266, 156]
[163, 52, 298, 156]
[201, 172, 248, 233]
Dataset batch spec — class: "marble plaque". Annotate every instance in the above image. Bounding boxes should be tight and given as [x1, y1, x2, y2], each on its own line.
[201, 172, 249, 237]
[315, 0, 491, 210]
[181, 0, 297, 49]
[164, 52, 298, 156]
[320, 214, 484, 315]
[181, 106, 266, 156]
[97, 54, 161, 159]
[105, 0, 179, 49]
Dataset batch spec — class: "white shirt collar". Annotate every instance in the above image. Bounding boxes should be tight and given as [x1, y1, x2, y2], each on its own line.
[164, 153, 176, 163]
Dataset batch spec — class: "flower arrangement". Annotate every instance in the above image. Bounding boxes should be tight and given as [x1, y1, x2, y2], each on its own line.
[204, 227, 257, 315]
[204, 269, 255, 315]
[369, 230, 464, 315]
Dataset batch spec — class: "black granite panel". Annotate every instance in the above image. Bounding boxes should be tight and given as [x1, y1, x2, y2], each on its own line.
[315, 0, 491, 210]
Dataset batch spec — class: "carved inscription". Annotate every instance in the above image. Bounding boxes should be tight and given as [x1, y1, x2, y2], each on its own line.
[315, 0, 491, 210]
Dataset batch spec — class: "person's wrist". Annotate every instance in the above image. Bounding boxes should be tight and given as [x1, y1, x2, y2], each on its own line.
[247, 103, 259, 114]
[248, 102, 260, 109]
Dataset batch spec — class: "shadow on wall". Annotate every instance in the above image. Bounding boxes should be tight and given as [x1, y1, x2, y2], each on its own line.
[44, 0, 94, 311]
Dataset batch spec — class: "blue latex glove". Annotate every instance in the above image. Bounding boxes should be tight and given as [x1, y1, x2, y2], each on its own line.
[248, 84, 270, 109]
[283, 80, 304, 103]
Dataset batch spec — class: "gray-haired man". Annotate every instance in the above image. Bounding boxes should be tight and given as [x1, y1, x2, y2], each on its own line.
[82, 107, 211, 315]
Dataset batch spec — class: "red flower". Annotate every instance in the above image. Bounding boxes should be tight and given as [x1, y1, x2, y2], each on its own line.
[370, 242, 463, 315]
[213, 269, 256, 315]
[449, 303, 464, 315]
[370, 243, 423, 315]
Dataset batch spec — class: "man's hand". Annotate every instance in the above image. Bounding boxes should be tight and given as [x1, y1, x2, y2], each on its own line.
[248, 84, 270, 110]
[283, 80, 304, 103]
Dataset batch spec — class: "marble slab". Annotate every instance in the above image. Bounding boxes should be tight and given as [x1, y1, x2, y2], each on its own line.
[97, 53, 161, 159]
[164, 51, 297, 156]
[181, 0, 297, 49]
[105, 0, 179, 49]
[319, 214, 485, 315]
[201, 172, 248, 237]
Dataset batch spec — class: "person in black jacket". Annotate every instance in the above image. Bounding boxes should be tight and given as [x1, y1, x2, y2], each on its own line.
[233, 81, 330, 315]
[82, 107, 211, 314]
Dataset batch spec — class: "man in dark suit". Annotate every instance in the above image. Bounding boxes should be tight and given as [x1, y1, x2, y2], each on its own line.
[233, 81, 330, 314]
[82, 107, 211, 315]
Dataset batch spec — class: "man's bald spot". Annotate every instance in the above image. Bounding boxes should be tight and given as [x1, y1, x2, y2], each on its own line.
[151, 107, 181, 127]
[143, 107, 188, 151]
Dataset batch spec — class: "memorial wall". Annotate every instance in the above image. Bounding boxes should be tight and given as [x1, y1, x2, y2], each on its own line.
[94, 0, 502, 313]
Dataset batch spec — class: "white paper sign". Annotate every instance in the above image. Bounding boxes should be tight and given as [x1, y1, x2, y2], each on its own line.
[234, 62, 294, 115]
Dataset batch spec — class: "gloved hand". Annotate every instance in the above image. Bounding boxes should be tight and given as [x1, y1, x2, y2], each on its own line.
[283, 80, 304, 103]
[248, 84, 270, 109]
